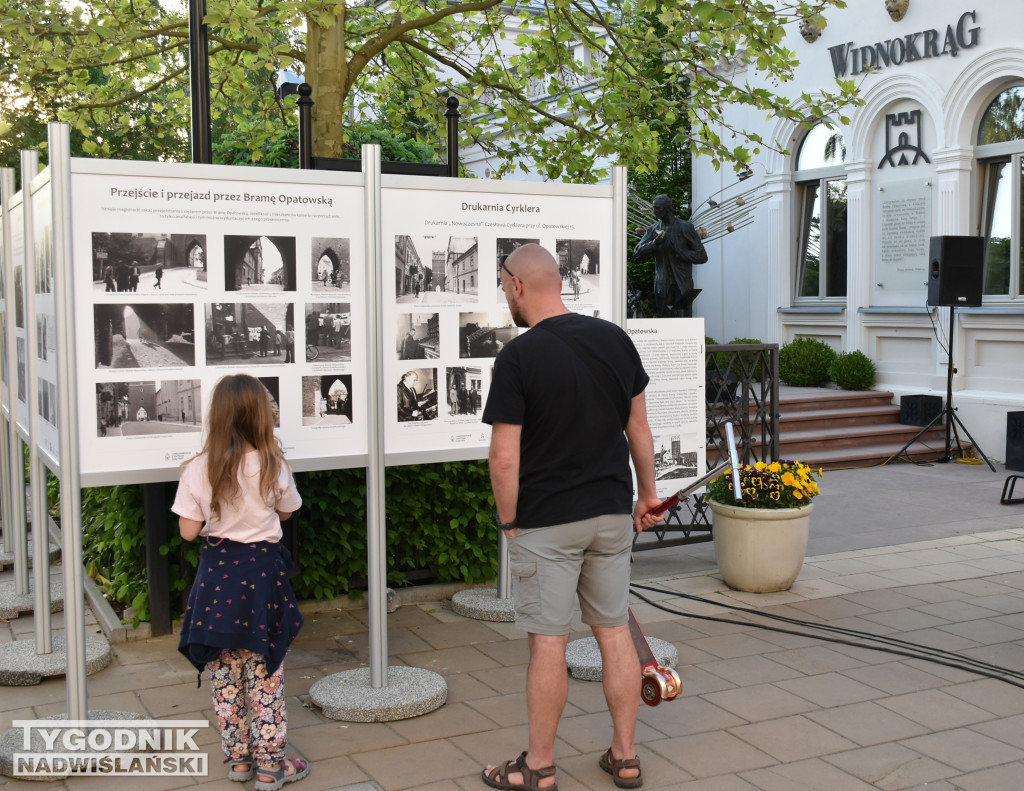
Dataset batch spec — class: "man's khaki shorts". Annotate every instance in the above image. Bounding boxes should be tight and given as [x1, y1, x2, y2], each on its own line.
[506, 514, 632, 636]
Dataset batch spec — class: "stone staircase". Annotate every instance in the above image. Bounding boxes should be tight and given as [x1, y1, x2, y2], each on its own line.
[773, 386, 963, 469]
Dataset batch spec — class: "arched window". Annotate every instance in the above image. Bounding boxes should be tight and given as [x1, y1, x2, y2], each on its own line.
[794, 124, 847, 301]
[977, 86, 1024, 300]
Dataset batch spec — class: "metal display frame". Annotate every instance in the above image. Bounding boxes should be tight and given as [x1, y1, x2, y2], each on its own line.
[2, 169, 30, 598]
[0, 168, 20, 582]
[24, 150, 55, 656]
[50, 125, 89, 716]
[4, 133, 629, 714]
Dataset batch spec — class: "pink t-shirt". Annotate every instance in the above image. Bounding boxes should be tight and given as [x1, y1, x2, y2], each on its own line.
[172, 451, 302, 543]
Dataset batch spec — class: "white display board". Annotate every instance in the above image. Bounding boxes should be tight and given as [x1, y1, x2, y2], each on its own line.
[68, 160, 369, 485]
[0, 170, 11, 412]
[31, 173, 60, 463]
[9, 197, 28, 435]
[380, 176, 615, 463]
[626, 318, 707, 500]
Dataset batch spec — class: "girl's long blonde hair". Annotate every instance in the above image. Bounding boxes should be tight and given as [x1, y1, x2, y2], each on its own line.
[197, 374, 285, 517]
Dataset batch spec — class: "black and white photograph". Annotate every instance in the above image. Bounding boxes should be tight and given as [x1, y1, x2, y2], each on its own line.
[224, 235, 296, 292]
[94, 303, 195, 368]
[36, 314, 53, 361]
[35, 221, 53, 295]
[495, 237, 539, 285]
[92, 232, 207, 292]
[302, 374, 353, 425]
[653, 433, 699, 481]
[15, 337, 25, 402]
[396, 313, 439, 360]
[205, 303, 294, 365]
[396, 367, 438, 422]
[445, 367, 482, 418]
[311, 237, 350, 293]
[14, 265, 23, 328]
[95, 379, 202, 437]
[38, 377, 58, 428]
[555, 239, 600, 302]
[258, 377, 281, 427]
[395, 234, 478, 304]
[459, 311, 518, 358]
[303, 303, 350, 362]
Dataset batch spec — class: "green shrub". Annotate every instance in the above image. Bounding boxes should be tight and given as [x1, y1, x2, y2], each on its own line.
[828, 350, 876, 390]
[81, 484, 150, 623]
[778, 337, 837, 386]
[707, 337, 766, 381]
[727, 337, 765, 381]
[76, 460, 498, 623]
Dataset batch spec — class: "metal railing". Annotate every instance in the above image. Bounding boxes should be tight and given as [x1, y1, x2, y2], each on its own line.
[705, 343, 780, 466]
[632, 343, 780, 552]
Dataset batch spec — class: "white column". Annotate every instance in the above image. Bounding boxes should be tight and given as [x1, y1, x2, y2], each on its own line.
[764, 172, 791, 344]
[933, 147, 974, 234]
[844, 160, 873, 352]
[932, 147, 975, 393]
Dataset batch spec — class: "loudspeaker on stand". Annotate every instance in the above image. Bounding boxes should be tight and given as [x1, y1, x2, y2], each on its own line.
[927, 236, 984, 308]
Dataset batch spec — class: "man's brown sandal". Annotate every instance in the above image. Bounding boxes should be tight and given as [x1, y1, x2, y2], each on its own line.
[599, 748, 643, 789]
[482, 751, 557, 791]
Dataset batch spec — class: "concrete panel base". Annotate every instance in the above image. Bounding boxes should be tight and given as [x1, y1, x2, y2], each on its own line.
[566, 635, 678, 681]
[0, 580, 65, 620]
[310, 666, 447, 722]
[0, 710, 147, 780]
[0, 634, 112, 687]
[450, 588, 515, 622]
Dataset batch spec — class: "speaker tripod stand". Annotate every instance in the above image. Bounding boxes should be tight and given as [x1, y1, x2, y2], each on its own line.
[888, 305, 995, 470]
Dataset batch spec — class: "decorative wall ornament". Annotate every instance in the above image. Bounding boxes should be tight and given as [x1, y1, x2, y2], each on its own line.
[799, 20, 822, 43]
[885, 0, 909, 22]
[878, 109, 931, 169]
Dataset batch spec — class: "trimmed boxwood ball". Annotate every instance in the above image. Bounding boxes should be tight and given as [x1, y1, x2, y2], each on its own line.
[727, 337, 765, 380]
[778, 337, 836, 386]
[829, 350, 876, 390]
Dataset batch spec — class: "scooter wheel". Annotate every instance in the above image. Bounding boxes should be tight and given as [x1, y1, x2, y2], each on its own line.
[640, 676, 662, 707]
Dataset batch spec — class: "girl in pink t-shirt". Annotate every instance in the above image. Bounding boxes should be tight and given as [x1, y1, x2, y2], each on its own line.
[173, 374, 308, 791]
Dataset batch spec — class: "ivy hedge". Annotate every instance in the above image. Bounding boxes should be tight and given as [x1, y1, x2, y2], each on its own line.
[81, 461, 496, 624]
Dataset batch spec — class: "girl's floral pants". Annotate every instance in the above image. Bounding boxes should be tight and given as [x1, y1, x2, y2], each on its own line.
[207, 648, 287, 768]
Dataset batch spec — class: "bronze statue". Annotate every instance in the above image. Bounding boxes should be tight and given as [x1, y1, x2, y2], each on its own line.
[633, 194, 708, 318]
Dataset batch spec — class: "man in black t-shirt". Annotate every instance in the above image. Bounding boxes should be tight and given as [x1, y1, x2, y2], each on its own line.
[481, 244, 663, 791]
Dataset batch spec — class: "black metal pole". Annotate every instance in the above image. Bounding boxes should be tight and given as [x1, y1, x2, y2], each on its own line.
[143, 483, 171, 636]
[298, 83, 314, 170]
[188, 0, 212, 164]
[940, 307, 956, 462]
[445, 95, 460, 177]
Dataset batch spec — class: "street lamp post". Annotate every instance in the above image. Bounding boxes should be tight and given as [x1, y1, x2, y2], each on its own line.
[188, 0, 212, 165]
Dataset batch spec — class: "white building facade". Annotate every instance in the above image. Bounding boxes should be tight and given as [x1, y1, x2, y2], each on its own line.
[691, 1, 1024, 462]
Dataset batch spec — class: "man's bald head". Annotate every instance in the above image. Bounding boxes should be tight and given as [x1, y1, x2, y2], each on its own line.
[505, 244, 562, 293]
[500, 243, 569, 327]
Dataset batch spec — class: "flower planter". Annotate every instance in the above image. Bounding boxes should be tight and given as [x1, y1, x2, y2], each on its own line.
[709, 500, 813, 592]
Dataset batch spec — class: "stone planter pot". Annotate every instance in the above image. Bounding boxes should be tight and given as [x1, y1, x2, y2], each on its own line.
[709, 500, 813, 592]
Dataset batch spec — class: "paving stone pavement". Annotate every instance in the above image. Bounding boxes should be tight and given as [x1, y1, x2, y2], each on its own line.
[2, 462, 1024, 790]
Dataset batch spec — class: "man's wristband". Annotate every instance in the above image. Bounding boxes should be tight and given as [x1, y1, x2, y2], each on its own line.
[496, 515, 517, 530]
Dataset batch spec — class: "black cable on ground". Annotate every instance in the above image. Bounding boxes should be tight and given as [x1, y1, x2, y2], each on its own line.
[632, 582, 1024, 680]
[629, 583, 1024, 690]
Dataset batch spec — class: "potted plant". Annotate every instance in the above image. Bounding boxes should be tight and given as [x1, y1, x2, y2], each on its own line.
[706, 461, 824, 592]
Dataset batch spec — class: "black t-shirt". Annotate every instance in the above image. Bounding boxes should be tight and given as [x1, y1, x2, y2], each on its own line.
[482, 313, 649, 528]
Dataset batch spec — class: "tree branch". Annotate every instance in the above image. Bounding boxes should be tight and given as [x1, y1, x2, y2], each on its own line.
[394, 35, 589, 135]
[345, 0, 503, 91]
